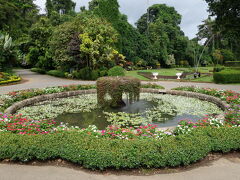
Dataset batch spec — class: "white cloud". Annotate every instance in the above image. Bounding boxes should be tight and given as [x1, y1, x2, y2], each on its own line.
[35, 0, 209, 39]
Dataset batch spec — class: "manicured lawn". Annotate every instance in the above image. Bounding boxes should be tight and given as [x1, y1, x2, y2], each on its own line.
[190, 75, 213, 82]
[125, 70, 149, 80]
[126, 67, 214, 82]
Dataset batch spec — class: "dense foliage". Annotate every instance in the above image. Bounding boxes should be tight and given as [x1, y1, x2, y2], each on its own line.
[0, 0, 239, 79]
[107, 66, 125, 76]
[136, 4, 189, 67]
[97, 76, 140, 107]
[213, 69, 240, 84]
[50, 13, 122, 73]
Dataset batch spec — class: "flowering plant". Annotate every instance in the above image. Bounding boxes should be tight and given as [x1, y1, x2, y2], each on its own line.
[0, 113, 56, 135]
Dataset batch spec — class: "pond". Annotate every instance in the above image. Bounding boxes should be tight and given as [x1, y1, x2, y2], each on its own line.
[17, 93, 223, 129]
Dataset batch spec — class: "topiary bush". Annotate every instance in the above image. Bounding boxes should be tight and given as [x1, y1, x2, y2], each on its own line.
[97, 76, 140, 108]
[213, 69, 240, 83]
[108, 66, 125, 76]
[47, 70, 65, 78]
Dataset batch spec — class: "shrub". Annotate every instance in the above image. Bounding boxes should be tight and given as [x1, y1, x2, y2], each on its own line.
[99, 70, 108, 77]
[225, 61, 240, 67]
[30, 68, 46, 74]
[213, 65, 225, 72]
[47, 70, 65, 78]
[78, 67, 92, 80]
[1, 127, 240, 170]
[91, 70, 99, 80]
[71, 70, 82, 79]
[213, 69, 240, 84]
[108, 66, 125, 76]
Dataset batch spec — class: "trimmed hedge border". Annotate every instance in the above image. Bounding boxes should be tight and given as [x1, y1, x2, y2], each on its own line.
[0, 77, 21, 85]
[0, 127, 240, 170]
[5, 88, 227, 115]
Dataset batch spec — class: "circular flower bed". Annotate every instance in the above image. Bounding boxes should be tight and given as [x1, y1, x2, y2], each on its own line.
[0, 85, 239, 170]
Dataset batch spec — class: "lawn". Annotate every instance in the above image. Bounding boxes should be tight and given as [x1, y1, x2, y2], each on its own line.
[126, 67, 214, 82]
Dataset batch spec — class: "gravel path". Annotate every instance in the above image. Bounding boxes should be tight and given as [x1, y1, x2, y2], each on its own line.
[0, 69, 240, 94]
[1, 69, 240, 180]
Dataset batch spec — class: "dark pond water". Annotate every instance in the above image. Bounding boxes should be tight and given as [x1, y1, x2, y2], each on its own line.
[55, 100, 202, 129]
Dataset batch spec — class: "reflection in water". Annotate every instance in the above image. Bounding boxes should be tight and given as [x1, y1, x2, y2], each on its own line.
[55, 99, 202, 129]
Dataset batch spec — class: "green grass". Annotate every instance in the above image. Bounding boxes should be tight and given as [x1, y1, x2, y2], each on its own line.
[125, 70, 149, 80]
[190, 75, 213, 82]
[126, 67, 214, 83]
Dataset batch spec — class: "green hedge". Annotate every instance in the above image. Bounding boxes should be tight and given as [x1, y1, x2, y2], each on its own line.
[225, 61, 240, 67]
[30, 68, 46, 74]
[213, 69, 240, 83]
[0, 127, 240, 170]
[47, 70, 65, 78]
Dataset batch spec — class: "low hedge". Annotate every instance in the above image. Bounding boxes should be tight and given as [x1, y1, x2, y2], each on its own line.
[0, 127, 239, 170]
[30, 68, 46, 74]
[47, 70, 65, 78]
[225, 61, 240, 67]
[213, 69, 240, 84]
[0, 72, 21, 85]
[0, 77, 21, 85]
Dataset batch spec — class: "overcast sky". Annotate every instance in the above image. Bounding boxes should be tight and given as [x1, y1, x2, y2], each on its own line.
[35, 0, 209, 39]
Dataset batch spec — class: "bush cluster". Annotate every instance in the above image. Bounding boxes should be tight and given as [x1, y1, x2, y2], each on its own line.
[46, 70, 65, 78]
[0, 127, 240, 170]
[72, 67, 100, 80]
[107, 66, 125, 76]
[225, 61, 240, 67]
[213, 65, 225, 72]
[30, 68, 46, 74]
[213, 69, 240, 83]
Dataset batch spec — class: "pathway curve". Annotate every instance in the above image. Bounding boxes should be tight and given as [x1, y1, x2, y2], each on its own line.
[1, 157, 240, 180]
[1, 69, 240, 180]
[0, 69, 240, 94]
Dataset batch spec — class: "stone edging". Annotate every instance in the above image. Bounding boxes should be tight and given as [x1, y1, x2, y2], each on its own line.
[141, 88, 228, 111]
[4, 89, 96, 114]
[5, 89, 227, 115]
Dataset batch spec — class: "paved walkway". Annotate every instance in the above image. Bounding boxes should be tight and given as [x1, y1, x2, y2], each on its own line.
[0, 69, 240, 94]
[1, 157, 240, 180]
[1, 69, 240, 180]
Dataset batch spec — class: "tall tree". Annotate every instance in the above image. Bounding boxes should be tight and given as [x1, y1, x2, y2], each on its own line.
[136, 4, 188, 67]
[205, 0, 240, 57]
[46, 0, 76, 15]
[89, 0, 146, 62]
[205, 0, 240, 36]
[0, 0, 39, 38]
